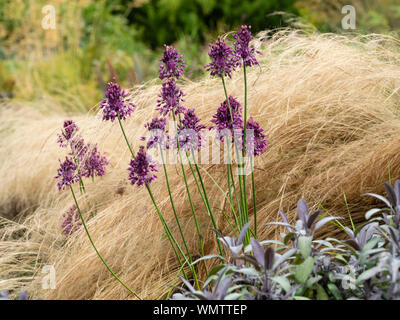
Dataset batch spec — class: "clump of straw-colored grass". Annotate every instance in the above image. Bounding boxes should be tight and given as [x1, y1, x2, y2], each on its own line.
[1, 30, 400, 299]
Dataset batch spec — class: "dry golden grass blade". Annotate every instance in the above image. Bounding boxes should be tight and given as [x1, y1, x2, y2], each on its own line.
[2, 30, 400, 299]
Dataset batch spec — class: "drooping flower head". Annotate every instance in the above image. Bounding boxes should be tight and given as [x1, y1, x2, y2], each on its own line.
[61, 204, 82, 236]
[159, 45, 186, 80]
[55, 157, 80, 191]
[57, 120, 78, 147]
[156, 78, 186, 116]
[233, 25, 261, 68]
[241, 117, 268, 156]
[100, 82, 136, 122]
[80, 144, 110, 178]
[144, 117, 168, 149]
[128, 146, 158, 186]
[205, 37, 237, 78]
[176, 108, 206, 152]
[210, 96, 243, 141]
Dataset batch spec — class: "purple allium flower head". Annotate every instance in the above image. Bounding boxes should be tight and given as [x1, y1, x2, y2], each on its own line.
[176, 108, 206, 151]
[70, 137, 88, 161]
[100, 82, 136, 122]
[159, 45, 186, 80]
[55, 157, 80, 191]
[128, 146, 158, 186]
[241, 117, 268, 156]
[205, 37, 237, 78]
[210, 96, 243, 141]
[80, 144, 109, 178]
[156, 78, 186, 116]
[61, 204, 82, 236]
[57, 120, 78, 147]
[233, 25, 262, 68]
[144, 117, 168, 149]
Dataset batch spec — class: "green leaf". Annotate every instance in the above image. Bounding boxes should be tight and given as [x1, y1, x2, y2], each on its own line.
[327, 283, 342, 300]
[295, 257, 315, 284]
[293, 296, 311, 300]
[298, 236, 312, 259]
[272, 276, 291, 293]
[316, 284, 329, 300]
[284, 232, 296, 245]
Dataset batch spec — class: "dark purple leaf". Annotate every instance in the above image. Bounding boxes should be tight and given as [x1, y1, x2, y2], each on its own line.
[250, 238, 265, 268]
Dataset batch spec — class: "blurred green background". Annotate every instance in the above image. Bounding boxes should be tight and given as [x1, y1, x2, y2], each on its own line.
[0, 0, 399, 112]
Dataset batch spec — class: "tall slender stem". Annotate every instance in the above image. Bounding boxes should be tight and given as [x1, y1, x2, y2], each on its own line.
[159, 145, 192, 262]
[116, 112, 193, 283]
[221, 76, 247, 232]
[70, 186, 141, 299]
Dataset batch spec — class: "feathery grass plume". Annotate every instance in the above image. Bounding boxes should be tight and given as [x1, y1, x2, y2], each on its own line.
[5, 31, 400, 299]
[61, 204, 82, 236]
[128, 146, 159, 186]
[100, 82, 136, 122]
[158, 45, 186, 80]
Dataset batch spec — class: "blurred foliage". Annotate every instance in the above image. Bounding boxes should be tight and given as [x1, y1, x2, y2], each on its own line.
[120, 0, 298, 48]
[297, 0, 400, 35]
[0, 0, 400, 112]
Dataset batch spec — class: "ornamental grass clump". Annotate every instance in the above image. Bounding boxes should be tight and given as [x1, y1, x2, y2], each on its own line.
[54, 25, 268, 298]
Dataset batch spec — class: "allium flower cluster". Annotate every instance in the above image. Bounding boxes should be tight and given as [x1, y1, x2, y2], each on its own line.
[205, 37, 237, 78]
[158, 45, 186, 80]
[242, 117, 268, 156]
[61, 204, 82, 236]
[156, 78, 186, 116]
[210, 96, 243, 141]
[70, 137, 88, 161]
[176, 108, 206, 151]
[233, 25, 261, 68]
[100, 82, 136, 122]
[80, 144, 110, 178]
[128, 146, 158, 186]
[57, 120, 78, 147]
[144, 117, 168, 149]
[55, 157, 80, 191]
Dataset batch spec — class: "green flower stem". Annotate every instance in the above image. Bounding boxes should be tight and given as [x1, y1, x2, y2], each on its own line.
[159, 145, 193, 263]
[116, 112, 195, 285]
[251, 159, 257, 238]
[226, 141, 241, 230]
[191, 160, 225, 256]
[70, 186, 141, 299]
[242, 63, 249, 231]
[221, 76, 247, 232]
[145, 185, 199, 290]
[185, 152, 205, 256]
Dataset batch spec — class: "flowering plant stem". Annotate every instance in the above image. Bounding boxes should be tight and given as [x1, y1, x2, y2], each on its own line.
[221, 75, 249, 243]
[70, 186, 141, 299]
[117, 112, 198, 288]
[173, 113, 224, 259]
[159, 145, 194, 263]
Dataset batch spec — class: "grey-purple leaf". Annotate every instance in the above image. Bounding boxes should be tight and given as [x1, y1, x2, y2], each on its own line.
[250, 238, 265, 268]
[297, 199, 309, 224]
[237, 222, 251, 245]
[313, 216, 342, 234]
[265, 247, 275, 270]
[215, 277, 232, 300]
